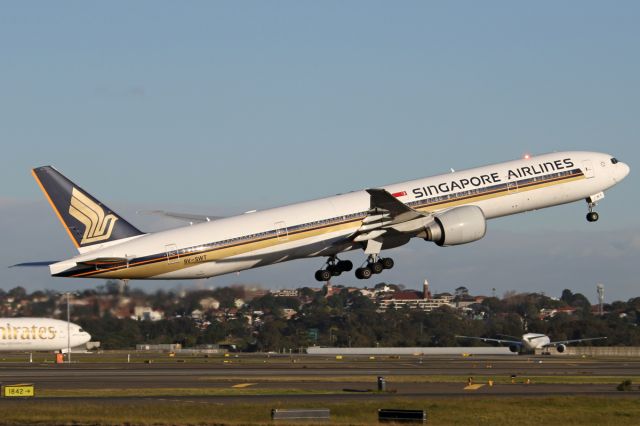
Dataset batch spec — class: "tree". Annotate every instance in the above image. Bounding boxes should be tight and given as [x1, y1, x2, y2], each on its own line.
[8, 287, 27, 299]
[454, 286, 469, 299]
[560, 289, 574, 305]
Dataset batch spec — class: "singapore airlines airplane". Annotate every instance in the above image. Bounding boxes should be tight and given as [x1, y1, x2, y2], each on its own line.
[0, 318, 91, 352]
[457, 333, 607, 354]
[23, 151, 628, 282]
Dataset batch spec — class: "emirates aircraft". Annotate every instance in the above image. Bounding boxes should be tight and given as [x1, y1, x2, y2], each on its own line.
[22, 151, 628, 282]
[457, 333, 607, 354]
[0, 318, 91, 352]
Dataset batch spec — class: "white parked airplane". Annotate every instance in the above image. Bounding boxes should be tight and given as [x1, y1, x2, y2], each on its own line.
[22, 151, 628, 281]
[457, 333, 607, 354]
[0, 318, 91, 352]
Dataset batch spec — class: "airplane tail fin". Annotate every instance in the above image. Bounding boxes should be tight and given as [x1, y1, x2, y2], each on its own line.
[32, 166, 144, 253]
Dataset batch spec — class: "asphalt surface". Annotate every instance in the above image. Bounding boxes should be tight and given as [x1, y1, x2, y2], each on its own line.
[0, 354, 639, 402]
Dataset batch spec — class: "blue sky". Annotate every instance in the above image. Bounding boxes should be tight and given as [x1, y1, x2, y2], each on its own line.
[1, 2, 638, 301]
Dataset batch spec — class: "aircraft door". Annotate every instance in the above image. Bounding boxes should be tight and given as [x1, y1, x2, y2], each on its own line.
[165, 244, 179, 264]
[274, 221, 288, 241]
[582, 160, 595, 178]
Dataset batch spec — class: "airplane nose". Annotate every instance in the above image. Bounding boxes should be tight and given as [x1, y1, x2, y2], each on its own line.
[620, 162, 630, 179]
[616, 162, 630, 181]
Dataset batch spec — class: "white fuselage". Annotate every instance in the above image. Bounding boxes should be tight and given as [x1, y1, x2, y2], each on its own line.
[521, 333, 551, 351]
[50, 151, 629, 280]
[0, 318, 91, 352]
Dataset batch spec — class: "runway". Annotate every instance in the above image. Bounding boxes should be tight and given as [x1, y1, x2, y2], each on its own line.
[0, 353, 639, 402]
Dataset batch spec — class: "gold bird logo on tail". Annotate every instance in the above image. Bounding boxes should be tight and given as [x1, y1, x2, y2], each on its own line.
[68, 188, 118, 244]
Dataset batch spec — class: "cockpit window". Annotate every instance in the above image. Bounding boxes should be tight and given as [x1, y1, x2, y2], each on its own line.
[78, 328, 84, 333]
[611, 158, 619, 164]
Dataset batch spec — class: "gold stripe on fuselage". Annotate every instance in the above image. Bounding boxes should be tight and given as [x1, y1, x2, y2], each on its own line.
[75, 172, 585, 279]
[76, 218, 361, 279]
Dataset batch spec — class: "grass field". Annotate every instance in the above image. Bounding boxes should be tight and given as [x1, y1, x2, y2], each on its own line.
[0, 396, 638, 425]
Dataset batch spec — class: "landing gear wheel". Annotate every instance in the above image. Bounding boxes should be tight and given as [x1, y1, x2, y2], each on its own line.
[327, 265, 342, 276]
[315, 269, 332, 282]
[370, 261, 384, 274]
[381, 257, 394, 270]
[355, 267, 372, 279]
[586, 198, 599, 223]
[337, 260, 353, 272]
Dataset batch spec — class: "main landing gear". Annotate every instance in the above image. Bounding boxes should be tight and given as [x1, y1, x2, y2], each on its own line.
[313, 255, 395, 281]
[314, 257, 354, 282]
[354, 255, 394, 280]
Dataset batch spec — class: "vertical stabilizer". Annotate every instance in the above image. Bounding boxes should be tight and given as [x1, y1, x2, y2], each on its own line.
[32, 166, 144, 252]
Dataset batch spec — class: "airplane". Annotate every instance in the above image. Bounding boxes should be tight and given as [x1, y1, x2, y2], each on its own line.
[456, 333, 607, 354]
[20, 151, 629, 282]
[0, 318, 91, 352]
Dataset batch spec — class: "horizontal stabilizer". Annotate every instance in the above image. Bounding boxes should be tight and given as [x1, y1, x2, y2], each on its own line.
[77, 257, 131, 266]
[10, 261, 59, 268]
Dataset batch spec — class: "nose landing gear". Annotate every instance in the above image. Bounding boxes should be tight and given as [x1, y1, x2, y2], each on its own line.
[585, 193, 604, 223]
[586, 211, 599, 222]
[586, 201, 599, 222]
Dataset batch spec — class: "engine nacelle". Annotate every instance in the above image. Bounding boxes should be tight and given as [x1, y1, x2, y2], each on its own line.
[422, 205, 487, 246]
[556, 344, 566, 353]
[509, 345, 519, 353]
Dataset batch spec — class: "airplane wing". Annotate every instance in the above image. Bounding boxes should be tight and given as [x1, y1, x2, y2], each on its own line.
[496, 333, 523, 341]
[351, 189, 431, 245]
[137, 210, 224, 224]
[543, 337, 607, 348]
[365, 189, 424, 223]
[456, 335, 522, 346]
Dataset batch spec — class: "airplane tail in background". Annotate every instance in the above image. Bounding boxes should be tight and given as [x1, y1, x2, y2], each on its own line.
[32, 166, 144, 253]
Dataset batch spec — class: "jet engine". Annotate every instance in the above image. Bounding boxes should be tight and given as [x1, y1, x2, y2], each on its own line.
[421, 205, 487, 246]
[556, 344, 566, 353]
